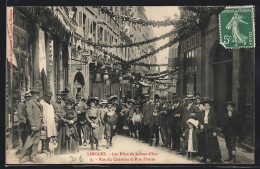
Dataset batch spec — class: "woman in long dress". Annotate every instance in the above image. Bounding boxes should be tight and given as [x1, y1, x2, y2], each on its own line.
[86, 97, 102, 150]
[57, 99, 79, 154]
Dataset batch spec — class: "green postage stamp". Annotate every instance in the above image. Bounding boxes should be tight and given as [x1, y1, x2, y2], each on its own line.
[219, 6, 255, 49]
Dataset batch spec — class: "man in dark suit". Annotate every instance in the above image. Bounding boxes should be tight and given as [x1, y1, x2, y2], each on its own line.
[149, 106, 160, 147]
[222, 101, 242, 163]
[159, 96, 169, 147]
[25, 88, 43, 163]
[171, 98, 184, 152]
[75, 96, 88, 146]
[141, 94, 154, 143]
[181, 95, 200, 133]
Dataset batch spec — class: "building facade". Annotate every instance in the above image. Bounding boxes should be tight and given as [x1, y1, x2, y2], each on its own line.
[177, 8, 255, 147]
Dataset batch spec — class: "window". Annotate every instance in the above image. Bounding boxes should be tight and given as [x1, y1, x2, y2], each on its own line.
[184, 48, 197, 72]
[104, 30, 107, 43]
[79, 11, 82, 27]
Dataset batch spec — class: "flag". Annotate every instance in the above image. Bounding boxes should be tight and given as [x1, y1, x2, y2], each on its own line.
[6, 7, 18, 68]
[38, 28, 47, 76]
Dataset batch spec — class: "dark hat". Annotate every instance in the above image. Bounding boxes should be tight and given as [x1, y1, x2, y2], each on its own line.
[161, 96, 167, 100]
[76, 93, 82, 98]
[30, 88, 40, 94]
[109, 95, 118, 101]
[65, 98, 74, 105]
[195, 93, 201, 98]
[154, 94, 160, 99]
[87, 97, 99, 106]
[44, 91, 53, 97]
[127, 99, 136, 105]
[24, 92, 32, 97]
[185, 95, 195, 100]
[202, 97, 214, 105]
[225, 101, 235, 107]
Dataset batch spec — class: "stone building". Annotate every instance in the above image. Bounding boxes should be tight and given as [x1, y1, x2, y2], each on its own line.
[177, 7, 255, 147]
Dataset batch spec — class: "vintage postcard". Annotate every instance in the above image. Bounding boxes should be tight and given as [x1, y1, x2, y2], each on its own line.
[6, 5, 255, 165]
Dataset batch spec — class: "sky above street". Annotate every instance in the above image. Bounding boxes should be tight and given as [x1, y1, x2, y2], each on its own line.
[144, 6, 180, 71]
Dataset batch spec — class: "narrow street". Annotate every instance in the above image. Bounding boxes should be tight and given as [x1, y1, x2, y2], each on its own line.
[6, 134, 253, 164]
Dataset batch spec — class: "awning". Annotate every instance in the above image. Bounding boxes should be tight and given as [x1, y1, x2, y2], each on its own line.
[139, 81, 150, 87]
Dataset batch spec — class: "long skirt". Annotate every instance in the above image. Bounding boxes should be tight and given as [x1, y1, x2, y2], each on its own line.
[201, 124, 222, 162]
[88, 122, 102, 143]
[56, 125, 79, 155]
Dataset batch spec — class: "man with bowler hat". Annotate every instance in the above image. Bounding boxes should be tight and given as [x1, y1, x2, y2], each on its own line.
[25, 88, 43, 163]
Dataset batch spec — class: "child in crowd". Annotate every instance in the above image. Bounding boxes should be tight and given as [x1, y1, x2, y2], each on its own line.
[132, 106, 143, 139]
[184, 119, 200, 160]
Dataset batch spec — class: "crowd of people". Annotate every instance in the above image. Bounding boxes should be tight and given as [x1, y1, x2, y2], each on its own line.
[15, 88, 243, 164]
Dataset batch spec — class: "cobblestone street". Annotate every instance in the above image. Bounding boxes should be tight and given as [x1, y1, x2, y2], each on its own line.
[6, 134, 254, 164]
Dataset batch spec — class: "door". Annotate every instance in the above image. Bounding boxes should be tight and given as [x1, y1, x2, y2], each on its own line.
[213, 45, 233, 127]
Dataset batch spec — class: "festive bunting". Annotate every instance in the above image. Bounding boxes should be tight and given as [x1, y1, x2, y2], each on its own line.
[86, 29, 176, 48]
[93, 6, 178, 27]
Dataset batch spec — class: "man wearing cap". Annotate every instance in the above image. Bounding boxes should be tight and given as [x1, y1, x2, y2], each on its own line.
[75, 96, 89, 146]
[25, 88, 43, 163]
[141, 94, 153, 143]
[222, 101, 242, 163]
[40, 91, 57, 153]
[16, 92, 32, 153]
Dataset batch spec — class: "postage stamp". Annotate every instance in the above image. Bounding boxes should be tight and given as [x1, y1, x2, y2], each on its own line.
[219, 6, 255, 48]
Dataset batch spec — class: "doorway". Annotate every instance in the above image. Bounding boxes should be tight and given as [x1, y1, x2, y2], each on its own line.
[212, 45, 232, 127]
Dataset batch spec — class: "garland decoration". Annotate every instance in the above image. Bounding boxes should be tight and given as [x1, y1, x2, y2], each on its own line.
[86, 29, 176, 48]
[133, 63, 168, 67]
[98, 37, 179, 64]
[93, 6, 178, 27]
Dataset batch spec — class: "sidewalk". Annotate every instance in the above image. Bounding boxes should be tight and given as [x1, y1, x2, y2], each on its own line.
[217, 136, 254, 164]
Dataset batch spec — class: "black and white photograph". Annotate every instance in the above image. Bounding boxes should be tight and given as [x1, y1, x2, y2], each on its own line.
[5, 5, 255, 165]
